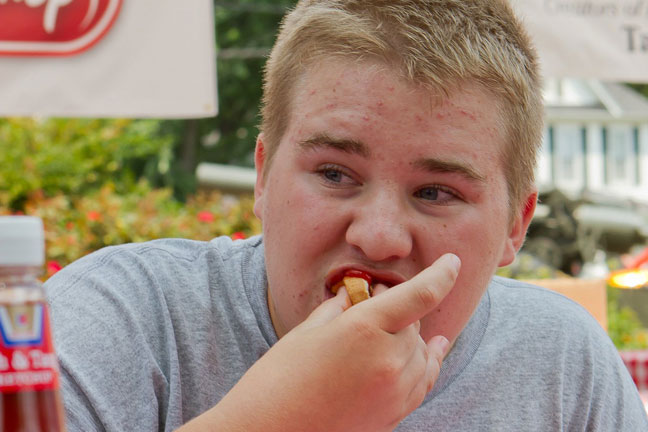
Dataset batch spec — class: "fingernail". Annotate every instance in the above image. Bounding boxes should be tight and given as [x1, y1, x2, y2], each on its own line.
[438, 336, 451, 356]
[443, 253, 461, 273]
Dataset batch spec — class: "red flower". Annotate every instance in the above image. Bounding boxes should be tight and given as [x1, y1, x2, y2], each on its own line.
[86, 211, 101, 222]
[197, 211, 214, 223]
[47, 260, 62, 277]
[231, 231, 246, 240]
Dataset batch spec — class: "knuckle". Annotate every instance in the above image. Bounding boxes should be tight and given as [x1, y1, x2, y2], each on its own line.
[415, 285, 440, 309]
[373, 357, 403, 385]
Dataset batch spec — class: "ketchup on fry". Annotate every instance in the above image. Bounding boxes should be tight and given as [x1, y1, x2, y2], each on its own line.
[343, 269, 372, 284]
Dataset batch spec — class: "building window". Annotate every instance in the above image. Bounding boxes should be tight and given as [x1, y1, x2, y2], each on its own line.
[553, 123, 585, 190]
[604, 125, 636, 187]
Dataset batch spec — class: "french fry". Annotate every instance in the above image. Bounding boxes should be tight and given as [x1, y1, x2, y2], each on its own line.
[331, 276, 372, 305]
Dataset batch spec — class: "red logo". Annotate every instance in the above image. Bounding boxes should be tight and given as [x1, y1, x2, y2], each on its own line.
[0, 0, 123, 56]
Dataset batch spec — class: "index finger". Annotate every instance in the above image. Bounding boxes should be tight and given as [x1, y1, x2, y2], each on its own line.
[365, 253, 461, 333]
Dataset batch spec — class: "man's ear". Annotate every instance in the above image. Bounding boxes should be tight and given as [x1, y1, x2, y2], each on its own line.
[498, 190, 538, 267]
[253, 134, 267, 221]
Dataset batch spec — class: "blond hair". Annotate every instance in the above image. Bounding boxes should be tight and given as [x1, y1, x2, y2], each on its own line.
[260, 0, 543, 212]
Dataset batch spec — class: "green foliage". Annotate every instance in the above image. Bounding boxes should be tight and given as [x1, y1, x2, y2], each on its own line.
[208, 0, 297, 166]
[0, 116, 262, 280]
[496, 252, 560, 279]
[0, 118, 173, 211]
[0, 182, 261, 277]
[607, 286, 648, 350]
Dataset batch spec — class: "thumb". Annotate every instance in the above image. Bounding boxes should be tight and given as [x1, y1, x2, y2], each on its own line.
[301, 287, 351, 328]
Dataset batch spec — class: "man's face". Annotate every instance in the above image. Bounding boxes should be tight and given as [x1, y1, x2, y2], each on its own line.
[254, 59, 533, 341]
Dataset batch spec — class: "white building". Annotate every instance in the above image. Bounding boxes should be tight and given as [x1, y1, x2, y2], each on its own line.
[538, 79, 648, 204]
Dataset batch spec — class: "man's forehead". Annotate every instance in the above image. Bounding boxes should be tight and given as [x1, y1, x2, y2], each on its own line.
[291, 58, 502, 119]
[292, 57, 408, 99]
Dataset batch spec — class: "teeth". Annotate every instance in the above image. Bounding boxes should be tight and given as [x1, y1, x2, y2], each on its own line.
[340, 276, 371, 305]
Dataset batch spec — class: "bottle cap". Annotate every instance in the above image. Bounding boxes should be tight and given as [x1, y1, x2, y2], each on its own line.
[0, 216, 45, 267]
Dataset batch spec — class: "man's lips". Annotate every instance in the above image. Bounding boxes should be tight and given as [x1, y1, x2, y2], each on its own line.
[325, 267, 405, 292]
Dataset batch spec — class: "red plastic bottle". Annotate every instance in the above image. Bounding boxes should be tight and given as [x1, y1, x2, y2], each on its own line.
[0, 216, 65, 431]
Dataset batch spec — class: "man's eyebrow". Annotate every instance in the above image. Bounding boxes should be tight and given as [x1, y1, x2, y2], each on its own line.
[298, 133, 371, 157]
[413, 157, 487, 183]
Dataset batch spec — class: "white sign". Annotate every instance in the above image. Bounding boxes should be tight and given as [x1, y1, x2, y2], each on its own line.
[513, 0, 648, 83]
[0, 0, 217, 118]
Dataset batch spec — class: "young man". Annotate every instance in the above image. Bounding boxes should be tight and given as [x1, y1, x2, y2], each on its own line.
[45, 1, 648, 430]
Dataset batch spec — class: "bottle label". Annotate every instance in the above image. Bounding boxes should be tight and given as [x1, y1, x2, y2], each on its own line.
[0, 302, 60, 393]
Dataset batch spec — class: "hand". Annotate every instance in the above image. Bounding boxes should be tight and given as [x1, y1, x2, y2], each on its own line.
[182, 253, 460, 432]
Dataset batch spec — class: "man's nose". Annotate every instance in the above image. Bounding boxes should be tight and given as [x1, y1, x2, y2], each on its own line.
[345, 190, 413, 262]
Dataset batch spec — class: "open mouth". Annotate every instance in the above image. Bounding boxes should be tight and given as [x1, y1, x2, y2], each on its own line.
[326, 268, 400, 302]
[327, 269, 398, 290]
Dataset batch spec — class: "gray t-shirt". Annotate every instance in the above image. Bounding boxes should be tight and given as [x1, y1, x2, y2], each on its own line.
[44, 236, 648, 431]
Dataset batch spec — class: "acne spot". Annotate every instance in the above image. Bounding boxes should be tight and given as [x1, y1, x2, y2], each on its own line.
[326, 103, 337, 110]
[415, 115, 423, 123]
[388, 86, 395, 92]
[377, 101, 384, 107]
[436, 113, 445, 120]
[309, 89, 317, 96]
[362, 115, 370, 122]
[460, 109, 477, 121]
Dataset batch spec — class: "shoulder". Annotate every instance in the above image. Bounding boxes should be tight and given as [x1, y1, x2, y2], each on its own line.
[488, 276, 602, 330]
[484, 277, 648, 428]
[484, 276, 614, 366]
[45, 235, 264, 300]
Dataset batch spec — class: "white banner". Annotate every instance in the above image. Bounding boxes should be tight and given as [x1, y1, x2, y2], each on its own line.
[0, 0, 217, 118]
[513, 0, 648, 83]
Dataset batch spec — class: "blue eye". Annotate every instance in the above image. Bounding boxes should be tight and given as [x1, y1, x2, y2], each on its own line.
[416, 187, 439, 201]
[414, 185, 457, 204]
[316, 164, 357, 187]
[323, 168, 343, 183]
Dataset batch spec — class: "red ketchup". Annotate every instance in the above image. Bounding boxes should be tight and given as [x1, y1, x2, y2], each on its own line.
[343, 269, 372, 284]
